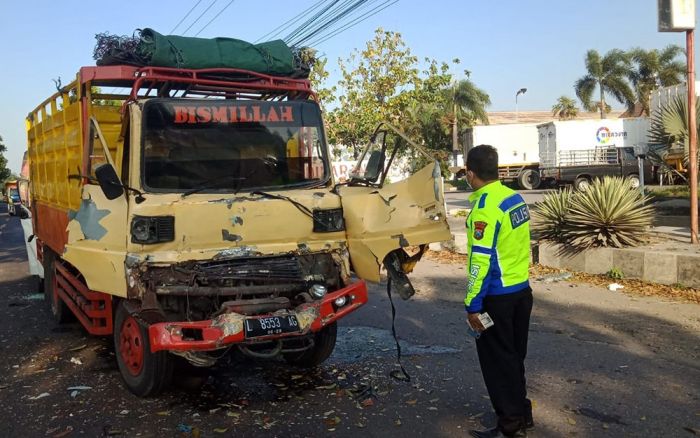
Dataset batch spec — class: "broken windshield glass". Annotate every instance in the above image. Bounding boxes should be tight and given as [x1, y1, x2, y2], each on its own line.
[141, 99, 330, 193]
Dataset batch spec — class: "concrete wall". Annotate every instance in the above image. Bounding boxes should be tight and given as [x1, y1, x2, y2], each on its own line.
[534, 242, 700, 288]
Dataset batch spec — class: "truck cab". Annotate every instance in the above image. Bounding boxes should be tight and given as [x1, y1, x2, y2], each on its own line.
[26, 66, 451, 396]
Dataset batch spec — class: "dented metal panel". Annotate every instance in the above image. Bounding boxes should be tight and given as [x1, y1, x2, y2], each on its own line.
[338, 161, 451, 282]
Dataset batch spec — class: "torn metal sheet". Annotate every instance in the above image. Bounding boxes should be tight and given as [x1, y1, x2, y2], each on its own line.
[214, 246, 261, 260]
[230, 216, 244, 226]
[68, 198, 110, 241]
[222, 230, 243, 242]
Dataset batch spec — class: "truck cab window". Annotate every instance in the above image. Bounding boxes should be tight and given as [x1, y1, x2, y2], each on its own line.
[141, 99, 330, 192]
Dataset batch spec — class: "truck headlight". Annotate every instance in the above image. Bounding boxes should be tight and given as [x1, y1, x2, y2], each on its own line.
[313, 208, 345, 233]
[131, 216, 175, 244]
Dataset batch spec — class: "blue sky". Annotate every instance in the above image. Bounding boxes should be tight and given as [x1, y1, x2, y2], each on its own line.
[0, 0, 696, 173]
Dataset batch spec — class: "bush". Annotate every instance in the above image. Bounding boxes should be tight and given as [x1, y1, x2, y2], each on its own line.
[533, 177, 654, 249]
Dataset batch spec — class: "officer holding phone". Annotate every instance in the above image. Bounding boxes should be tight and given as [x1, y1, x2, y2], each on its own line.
[464, 145, 534, 438]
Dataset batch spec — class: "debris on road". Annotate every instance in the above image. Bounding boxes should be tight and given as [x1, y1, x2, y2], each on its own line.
[69, 357, 83, 365]
[608, 283, 624, 291]
[28, 392, 50, 400]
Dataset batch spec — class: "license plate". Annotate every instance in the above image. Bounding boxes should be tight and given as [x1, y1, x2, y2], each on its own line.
[244, 315, 300, 338]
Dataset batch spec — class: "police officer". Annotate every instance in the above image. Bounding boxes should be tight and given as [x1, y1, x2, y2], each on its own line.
[464, 145, 534, 438]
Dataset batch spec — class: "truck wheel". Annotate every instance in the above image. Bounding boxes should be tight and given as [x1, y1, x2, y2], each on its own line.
[284, 322, 337, 368]
[518, 169, 541, 190]
[114, 300, 174, 397]
[43, 250, 71, 323]
[628, 174, 640, 189]
[574, 177, 591, 191]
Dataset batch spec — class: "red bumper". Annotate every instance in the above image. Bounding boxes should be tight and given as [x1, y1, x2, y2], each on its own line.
[148, 280, 368, 353]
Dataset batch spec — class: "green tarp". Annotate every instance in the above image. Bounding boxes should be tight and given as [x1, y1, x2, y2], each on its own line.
[136, 28, 295, 75]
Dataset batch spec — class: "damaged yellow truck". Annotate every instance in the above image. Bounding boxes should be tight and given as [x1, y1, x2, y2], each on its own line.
[26, 65, 451, 396]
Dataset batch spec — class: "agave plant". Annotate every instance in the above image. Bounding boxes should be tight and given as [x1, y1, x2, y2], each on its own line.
[532, 187, 573, 242]
[565, 177, 654, 248]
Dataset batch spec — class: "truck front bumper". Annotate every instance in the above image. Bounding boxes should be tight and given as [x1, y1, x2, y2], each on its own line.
[148, 280, 368, 353]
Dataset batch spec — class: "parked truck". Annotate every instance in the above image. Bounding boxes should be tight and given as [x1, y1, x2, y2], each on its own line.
[4, 180, 20, 215]
[538, 118, 652, 190]
[450, 123, 542, 189]
[26, 64, 450, 396]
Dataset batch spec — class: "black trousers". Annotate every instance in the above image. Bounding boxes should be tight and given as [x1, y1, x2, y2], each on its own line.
[475, 288, 533, 435]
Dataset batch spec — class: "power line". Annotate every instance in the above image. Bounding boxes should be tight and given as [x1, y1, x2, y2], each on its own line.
[309, 0, 397, 46]
[194, 0, 236, 36]
[182, 0, 218, 35]
[293, 0, 372, 46]
[284, 0, 343, 45]
[255, 0, 328, 43]
[169, 0, 204, 34]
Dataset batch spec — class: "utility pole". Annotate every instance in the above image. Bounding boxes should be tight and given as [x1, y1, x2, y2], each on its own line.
[659, 0, 697, 243]
[687, 29, 698, 243]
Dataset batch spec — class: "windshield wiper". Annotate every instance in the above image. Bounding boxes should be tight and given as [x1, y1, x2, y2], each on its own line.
[181, 175, 247, 198]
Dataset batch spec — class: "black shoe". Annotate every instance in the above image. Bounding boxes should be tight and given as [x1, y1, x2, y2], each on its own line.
[469, 427, 527, 438]
[525, 417, 535, 430]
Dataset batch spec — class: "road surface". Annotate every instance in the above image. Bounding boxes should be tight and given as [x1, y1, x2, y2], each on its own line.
[0, 203, 698, 437]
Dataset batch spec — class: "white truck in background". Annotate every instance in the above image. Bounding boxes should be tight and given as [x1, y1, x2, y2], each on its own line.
[538, 117, 652, 190]
[451, 123, 542, 189]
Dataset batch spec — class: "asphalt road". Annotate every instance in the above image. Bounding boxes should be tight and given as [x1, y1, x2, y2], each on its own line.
[1, 203, 699, 438]
[444, 189, 549, 211]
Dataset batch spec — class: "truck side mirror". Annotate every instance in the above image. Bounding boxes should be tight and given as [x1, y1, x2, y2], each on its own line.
[95, 163, 124, 200]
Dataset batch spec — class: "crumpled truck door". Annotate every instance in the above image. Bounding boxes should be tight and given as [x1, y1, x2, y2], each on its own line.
[337, 123, 452, 298]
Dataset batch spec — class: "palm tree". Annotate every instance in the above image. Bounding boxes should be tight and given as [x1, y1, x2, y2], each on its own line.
[574, 49, 636, 119]
[444, 79, 490, 164]
[628, 45, 685, 114]
[551, 96, 579, 120]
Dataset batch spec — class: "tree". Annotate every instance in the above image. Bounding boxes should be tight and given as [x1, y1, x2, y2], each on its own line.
[574, 49, 635, 119]
[308, 56, 336, 112]
[445, 76, 490, 160]
[628, 45, 685, 114]
[328, 28, 419, 158]
[0, 135, 12, 183]
[551, 96, 579, 120]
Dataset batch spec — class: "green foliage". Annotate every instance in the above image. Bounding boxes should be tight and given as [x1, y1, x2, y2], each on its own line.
[534, 177, 654, 249]
[532, 187, 573, 241]
[628, 45, 685, 114]
[0, 135, 11, 183]
[328, 28, 490, 169]
[607, 267, 624, 280]
[551, 96, 579, 120]
[648, 94, 700, 167]
[574, 49, 635, 118]
[308, 56, 336, 112]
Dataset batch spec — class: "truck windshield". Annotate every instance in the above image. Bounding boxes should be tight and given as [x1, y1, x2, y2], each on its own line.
[142, 99, 329, 192]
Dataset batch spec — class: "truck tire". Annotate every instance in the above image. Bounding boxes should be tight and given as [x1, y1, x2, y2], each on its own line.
[574, 177, 591, 191]
[284, 322, 337, 368]
[43, 249, 71, 324]
[517, 169, 541, 190]
[628, 174, 640, 189]
[114, 300, 174, 397]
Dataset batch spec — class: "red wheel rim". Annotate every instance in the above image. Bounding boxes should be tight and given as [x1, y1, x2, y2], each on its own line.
[119, 315, 144, 376]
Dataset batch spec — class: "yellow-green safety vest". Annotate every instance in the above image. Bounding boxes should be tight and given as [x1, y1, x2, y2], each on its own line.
[465, 181, 531, 313]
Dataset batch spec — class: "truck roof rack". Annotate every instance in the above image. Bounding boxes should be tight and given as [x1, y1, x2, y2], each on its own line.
[78, 65, 315, 102]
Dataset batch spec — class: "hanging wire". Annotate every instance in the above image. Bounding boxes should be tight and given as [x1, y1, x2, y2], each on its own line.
[194, 0, 236, 36]
[182, 0, 218, 35]
[288, 0, 365, 47]
[309, 0, 398, 46]
[170, 0, 204, 34]
[255, 0, 328, 43]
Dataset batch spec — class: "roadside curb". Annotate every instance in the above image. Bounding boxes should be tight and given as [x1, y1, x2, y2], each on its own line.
[531, 241, 700, 289]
